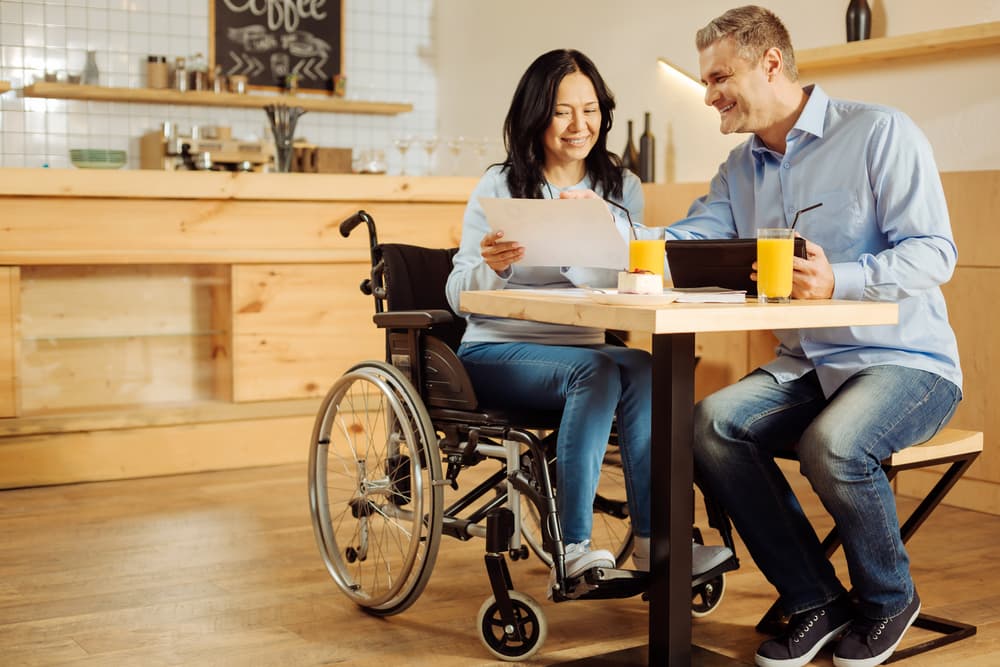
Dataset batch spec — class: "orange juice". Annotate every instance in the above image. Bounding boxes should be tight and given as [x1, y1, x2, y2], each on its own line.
[628, 239, 665, 276]
[756, 232, 794, 303]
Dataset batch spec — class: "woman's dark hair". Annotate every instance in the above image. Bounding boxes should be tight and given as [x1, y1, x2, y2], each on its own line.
[501, 49, 623, 200]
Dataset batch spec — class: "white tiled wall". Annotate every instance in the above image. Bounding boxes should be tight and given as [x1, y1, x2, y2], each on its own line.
[0, 0, 438, 172]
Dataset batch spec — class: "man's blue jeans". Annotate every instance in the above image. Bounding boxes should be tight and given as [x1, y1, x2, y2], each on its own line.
[693, 365, 960, 619]
[458, 341, 652, 545]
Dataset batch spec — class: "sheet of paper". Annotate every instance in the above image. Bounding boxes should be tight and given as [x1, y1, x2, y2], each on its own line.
[479, 197, 628, 269]
[670, 287, 748, 303]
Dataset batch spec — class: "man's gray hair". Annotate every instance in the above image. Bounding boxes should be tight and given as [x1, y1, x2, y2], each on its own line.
[696, 5, 799, 81]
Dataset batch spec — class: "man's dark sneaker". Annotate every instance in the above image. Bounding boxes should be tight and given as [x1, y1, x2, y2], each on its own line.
[833, 593, 921, 667]
[755, 595, 854, 667]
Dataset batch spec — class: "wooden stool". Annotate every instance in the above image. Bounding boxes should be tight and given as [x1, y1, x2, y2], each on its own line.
[756, 428, 983, 663]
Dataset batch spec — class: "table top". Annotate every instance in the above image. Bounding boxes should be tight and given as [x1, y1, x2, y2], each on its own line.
[459, 289, 899, 335]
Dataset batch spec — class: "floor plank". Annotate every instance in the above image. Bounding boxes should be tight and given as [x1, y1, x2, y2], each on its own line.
[0, 462, 997, 666]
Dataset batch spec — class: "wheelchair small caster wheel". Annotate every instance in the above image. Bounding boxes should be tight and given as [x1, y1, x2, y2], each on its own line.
[692, 573, 726, 618]
[477, 591, 547, 661]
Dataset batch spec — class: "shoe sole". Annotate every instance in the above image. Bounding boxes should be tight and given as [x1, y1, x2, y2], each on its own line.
[755, 621, 851, 667]
[832, 603, 921, 667]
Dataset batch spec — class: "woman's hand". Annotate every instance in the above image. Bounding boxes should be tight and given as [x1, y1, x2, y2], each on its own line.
[481, 230, 524, 274]
[558, 189, 600, 200]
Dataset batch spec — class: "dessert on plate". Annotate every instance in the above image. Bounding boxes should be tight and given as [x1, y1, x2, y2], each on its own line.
[617, 269, 663, 295]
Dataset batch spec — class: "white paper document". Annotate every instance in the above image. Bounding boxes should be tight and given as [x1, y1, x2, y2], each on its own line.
[671, 287, 748, 303]
[479, 197, 628, 269]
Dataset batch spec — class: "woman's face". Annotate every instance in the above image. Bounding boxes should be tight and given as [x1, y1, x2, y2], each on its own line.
[542, 70, 601, 173]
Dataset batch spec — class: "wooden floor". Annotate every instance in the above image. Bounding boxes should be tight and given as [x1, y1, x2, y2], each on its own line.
[1, 461, 998, 666]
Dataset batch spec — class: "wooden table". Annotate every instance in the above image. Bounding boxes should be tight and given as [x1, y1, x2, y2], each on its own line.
[459, 290, 899, 666]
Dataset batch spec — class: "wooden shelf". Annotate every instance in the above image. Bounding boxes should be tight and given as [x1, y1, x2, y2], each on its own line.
[797, 21, 1000, 72]
[21, 82, 412, 115]
[0, 81, 10, 94]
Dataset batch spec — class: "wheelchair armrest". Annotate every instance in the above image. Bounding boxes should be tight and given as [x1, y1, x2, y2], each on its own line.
[373, 309, 455, 330]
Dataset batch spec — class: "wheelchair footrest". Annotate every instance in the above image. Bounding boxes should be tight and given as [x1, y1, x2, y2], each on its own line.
[553, 567, 648, 602]
[692, 555, 739, 589]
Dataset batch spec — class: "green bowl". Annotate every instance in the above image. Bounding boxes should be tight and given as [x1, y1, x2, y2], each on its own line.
[70, 149, 127, 169]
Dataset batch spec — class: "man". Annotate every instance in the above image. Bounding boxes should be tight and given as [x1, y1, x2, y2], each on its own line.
[666, 6, 963, 667]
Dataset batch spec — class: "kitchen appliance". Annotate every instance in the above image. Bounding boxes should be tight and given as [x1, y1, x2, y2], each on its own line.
[140, 126, 274, 171]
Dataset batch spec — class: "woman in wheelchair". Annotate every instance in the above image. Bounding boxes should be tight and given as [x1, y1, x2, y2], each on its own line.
[444, 48, 732, 585]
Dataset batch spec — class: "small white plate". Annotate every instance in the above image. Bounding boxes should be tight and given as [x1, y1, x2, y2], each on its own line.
[587, 289, 679, 306]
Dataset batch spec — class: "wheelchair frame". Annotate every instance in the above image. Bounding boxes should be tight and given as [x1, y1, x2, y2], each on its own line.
[308, 210, 734, 660]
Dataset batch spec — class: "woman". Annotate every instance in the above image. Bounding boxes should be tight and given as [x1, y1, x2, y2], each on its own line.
[447, 49, 730, 584]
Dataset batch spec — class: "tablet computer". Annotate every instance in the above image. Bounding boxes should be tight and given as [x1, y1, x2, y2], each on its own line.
[665, 237, 807, 296]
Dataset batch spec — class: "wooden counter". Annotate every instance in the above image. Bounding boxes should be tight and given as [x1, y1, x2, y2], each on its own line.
[1, 169, 995, 518]
[0, 170, 475, 487]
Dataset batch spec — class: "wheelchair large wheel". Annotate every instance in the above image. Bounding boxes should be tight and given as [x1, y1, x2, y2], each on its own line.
[477, 591, 548, 661]
[308, 361, 444, 616]
[521, 444, 633, 568]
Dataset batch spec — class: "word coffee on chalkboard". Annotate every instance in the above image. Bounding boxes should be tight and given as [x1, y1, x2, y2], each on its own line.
[211, 0, 343, 92]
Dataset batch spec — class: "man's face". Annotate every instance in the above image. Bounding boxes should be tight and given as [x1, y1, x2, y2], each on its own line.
[698, 37, 773, 136]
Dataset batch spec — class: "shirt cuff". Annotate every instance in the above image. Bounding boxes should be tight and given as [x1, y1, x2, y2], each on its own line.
[830, 262, 864, 300]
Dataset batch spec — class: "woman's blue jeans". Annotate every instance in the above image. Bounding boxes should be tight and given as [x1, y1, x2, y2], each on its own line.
[458, 341, 652, 545]
[693, 365, 960, 619]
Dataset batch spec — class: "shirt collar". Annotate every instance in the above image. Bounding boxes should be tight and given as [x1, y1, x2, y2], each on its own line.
[750, 84, 829, 160]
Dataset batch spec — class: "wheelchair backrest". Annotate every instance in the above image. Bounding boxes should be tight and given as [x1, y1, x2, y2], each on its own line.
[378, 243, 465, 351]
[377, 243, 478, 410]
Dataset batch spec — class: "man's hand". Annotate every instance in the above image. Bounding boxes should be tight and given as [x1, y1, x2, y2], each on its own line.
[792, 237, 835, 299]
[750, 236, 835, 299]
[481, 230, 524, 274]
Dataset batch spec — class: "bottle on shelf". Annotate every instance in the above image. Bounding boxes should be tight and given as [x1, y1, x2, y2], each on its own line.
[638, 112, 655, 183]
[174, 57, 188, 92]
[82, 50, 100, 86]
[212, 65, 226, 94]
[846, 0, 872, 42]
[621, 120, 639, 175]
[190, 52, 208, 91]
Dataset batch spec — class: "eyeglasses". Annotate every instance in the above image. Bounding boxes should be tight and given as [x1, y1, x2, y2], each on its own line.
[603, 198, 637, 239]
[790, 202, 823, 230]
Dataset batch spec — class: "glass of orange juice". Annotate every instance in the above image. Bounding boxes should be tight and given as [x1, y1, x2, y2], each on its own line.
[628, 239, 665, 276]
[756, 228, 794, 303]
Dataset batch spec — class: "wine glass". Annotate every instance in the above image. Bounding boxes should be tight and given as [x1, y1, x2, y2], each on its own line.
[422, 135, 439, 176]
[394, 135, 413, 176]
[473, 137, 491, 173]
[446, 136, 464, 176]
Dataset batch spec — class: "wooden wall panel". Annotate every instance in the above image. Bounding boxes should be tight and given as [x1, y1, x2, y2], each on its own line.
[231, 264, 385, 402]
[18, 265, 227, 412]
[0, 414, 314, 489]
[694, 332, 750, 401]
[941, 171, 1000, 268]
[935, 267, 998, 483]
[0, 200, 464, 263]
[642, 182, 710, 226]
[0, 267, 18, 417]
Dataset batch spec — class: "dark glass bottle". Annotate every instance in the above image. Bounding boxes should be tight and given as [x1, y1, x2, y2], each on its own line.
[846, 0, 871, 42]
[621, 120, 639, 174]
[638, 112, 655, 183]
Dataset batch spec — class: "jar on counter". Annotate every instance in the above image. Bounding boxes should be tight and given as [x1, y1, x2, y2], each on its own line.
[146, 55, 168, 89]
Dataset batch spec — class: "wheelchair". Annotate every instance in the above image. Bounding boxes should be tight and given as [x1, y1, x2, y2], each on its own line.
[308, 210, 739, 660]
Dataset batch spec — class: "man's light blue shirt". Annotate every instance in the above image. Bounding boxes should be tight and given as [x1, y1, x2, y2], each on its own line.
[666, 85, 962, 396]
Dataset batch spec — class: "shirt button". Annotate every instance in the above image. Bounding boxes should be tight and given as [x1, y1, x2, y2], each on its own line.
[788, 206, 795, 214]
[782, 162, 790, 169]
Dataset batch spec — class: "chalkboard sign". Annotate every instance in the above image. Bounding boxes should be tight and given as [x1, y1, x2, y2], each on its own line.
[210, 0, 343, 92]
